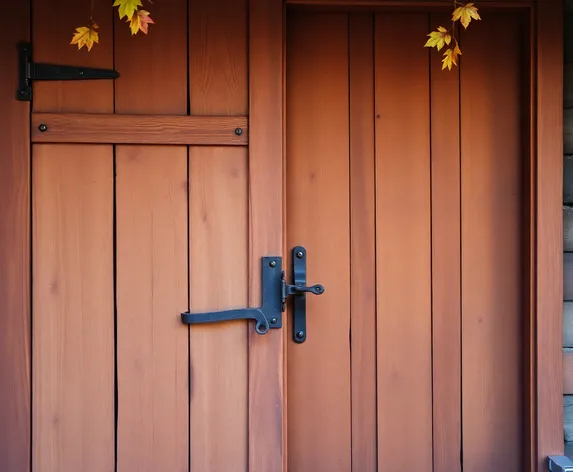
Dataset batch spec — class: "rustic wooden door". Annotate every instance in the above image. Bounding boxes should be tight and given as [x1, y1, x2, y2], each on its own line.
[286, 9, 528, 472]
[27, 1, 283, 472]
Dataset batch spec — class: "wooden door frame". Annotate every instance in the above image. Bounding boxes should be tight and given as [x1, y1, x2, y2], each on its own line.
[0, 1, 562, 472]
[278, 1, 563, 471]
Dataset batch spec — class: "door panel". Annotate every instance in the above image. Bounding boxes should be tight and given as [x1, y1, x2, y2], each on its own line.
[461, 13, 525, 472]
[286, 13, 352, 472]
[374, 13, 433, 469]
[115, 148, 188, 472]
[287, 9, 527, 472]
[33, 147, 114, 472]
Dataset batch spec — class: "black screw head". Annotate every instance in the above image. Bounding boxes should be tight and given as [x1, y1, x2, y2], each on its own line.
[38, 124, 48, 132]
[234, 128, 243, 136]
[269, 261, 277, 268]
[296, 331, 304, 339]
[270, 318, 278, 325]
[296, 251, 304, 259]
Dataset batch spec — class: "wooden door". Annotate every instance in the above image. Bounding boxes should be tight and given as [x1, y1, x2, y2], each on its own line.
[286, 9, 528, 472]
[26, 1, 283, 472]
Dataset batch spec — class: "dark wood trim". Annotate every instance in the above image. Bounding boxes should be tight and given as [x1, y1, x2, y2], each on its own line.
[248, 1, 286, 471]
[31, 113, 248, 145]
[534, 0, 565, 469]
[0, 3, 31, 472]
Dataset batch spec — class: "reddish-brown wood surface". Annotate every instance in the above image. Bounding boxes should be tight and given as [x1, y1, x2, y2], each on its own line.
[248, 0, 286, 470]
[461, 13, 524, 472]
[189, 147, 249, 471]
[33, 147, 114, 472]
[286, 12, 351, 472]
[32, 2, 115, 471]
[429, 12, 461, 472]
[114, 4, 188, 469]
[536, 0, 566, 466]
[115, 147, 188, 472]
[189, 1, 250, 470]
[374, 13, 433, 469]
[349, 13, 377, 472]
[0, 4, 30, 472]
[31, 113, 248, 145]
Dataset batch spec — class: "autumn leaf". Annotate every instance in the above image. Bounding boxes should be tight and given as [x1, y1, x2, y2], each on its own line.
[424, 26, 452, 51]
[129, 9, 154, 35]
[452, 3, 481, 29]
[442, 44, 462, 70]
[70, 23, 99, 51]
[113, 0, 143, 20]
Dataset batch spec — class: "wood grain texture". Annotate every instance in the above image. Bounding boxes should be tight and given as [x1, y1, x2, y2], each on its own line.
[115, 147, 188, 472]
[564, 303, 573, 347]
[114, 0, 187, 114]
[248, 1, 286, 471]
[32, 0, 113, 112]
[286, 12, 351, 472]
[188, 1, 250, 469]
[33, 146, 114, 472]
[31, 114, 248, 145]
[189, 147, 249, 472]
[564, 351, 573, 394]
[374, 13, 432, 470]
[349, 13, 377, 472]
[429, 13, 461, 472]
[461, 13, 524, 472]
[113, 12, 189, 471]
[0, 5, 30, 472]
[190, 0, 248, 115]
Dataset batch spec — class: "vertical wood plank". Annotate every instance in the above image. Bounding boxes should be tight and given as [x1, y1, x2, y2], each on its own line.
[374, 13, 433, 471]
[189, 1, 249, 470]
[32, 3, 115, 471]
[248, 0, 285, 470]
[286, 12, 351, 472]
[0, 3, 30, 472]
[189, 148, 249, 472]
[33, 146, 114, 472]
[33, 0, 113, 112]
[114, 0, 187, 114]
[349, 13, 377, 472]
[429, 13, 461, 472]
[115, 147, 188, 472]
[113, 2, 188, 471]
[537, 0, 565, 466]
[460, 13, 524, 472]
[189, 0, 248, 115]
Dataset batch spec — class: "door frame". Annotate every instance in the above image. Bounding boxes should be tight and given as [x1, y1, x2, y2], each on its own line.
[277, 1, 563, 471]
[0, 1, 563, 472]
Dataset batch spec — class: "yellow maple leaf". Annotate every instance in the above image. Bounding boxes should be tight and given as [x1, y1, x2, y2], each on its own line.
[452, 3, 481, 29]
[70, 23, 99, 51]
[442, 44, 462, 70]
[129, 9, 155, 35]
[113, 0, 143, 20]
[424, 26, 452, 51]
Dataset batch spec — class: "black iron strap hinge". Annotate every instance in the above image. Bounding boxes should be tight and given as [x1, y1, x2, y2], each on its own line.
[16, 42, 119, 101]
[181, 246, 324, 343]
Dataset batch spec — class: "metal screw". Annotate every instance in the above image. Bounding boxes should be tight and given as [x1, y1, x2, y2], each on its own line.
[235, 128, 243, 136]
[38, 124, 48, 132]
[296, 331, 305, 339]
[296, 251, 304, 259]
[78, 70, 84, 76]
[270, 318, 278, 325]
[19, 89, 26, 96]
[269, 261, 277, 268]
